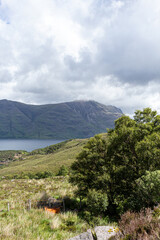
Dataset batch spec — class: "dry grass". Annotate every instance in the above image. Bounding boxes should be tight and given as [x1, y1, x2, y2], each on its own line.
[0, 177, 89, 240]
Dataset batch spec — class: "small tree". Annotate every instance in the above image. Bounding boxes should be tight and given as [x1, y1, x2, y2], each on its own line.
[70, 135, 108, 198]
[86, 189, 108, 216]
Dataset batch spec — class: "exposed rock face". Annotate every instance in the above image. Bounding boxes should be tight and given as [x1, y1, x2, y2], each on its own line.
[68, 226, 118, 240]
[69, 229, 93, 240]
[0, 99, 123, 139]
[94, 226, 117, 240]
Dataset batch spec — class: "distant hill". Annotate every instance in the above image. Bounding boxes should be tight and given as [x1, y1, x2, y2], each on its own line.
[0, 99, 123, 139]
[0, 138, 88, 177]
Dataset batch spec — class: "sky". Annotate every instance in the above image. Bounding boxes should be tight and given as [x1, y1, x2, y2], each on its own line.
[0, 0, 160, 115]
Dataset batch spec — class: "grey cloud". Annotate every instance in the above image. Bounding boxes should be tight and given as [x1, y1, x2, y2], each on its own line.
[0, 0, 160, 115]
[0, 69, 12, 83]
[59, 0, 160, 86]
[94, 0, 160, 84]
[73, 0, 160, 86]
[63, 49, 96, 83]
[16, 39, 60, 75]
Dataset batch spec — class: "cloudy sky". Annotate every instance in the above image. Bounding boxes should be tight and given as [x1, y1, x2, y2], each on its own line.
[0, 0, 160, 115]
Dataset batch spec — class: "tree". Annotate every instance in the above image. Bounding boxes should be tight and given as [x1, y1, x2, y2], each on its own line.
[70, 108, 160, 215]
[106, 108, 160, 211]
[70, 135, 108, 198]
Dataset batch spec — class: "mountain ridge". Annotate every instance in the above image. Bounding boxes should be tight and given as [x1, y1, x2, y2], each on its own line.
[0, 99, 123, 139]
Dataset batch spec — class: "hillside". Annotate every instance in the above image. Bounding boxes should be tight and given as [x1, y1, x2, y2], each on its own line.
[0, 99, 123, 139]
[0, 138, 89, 178]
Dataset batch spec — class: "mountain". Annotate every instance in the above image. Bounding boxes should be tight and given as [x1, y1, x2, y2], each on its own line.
[0, 99, 123, 139]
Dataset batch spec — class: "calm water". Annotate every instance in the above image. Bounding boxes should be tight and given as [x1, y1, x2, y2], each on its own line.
[0, 139, 64, 152]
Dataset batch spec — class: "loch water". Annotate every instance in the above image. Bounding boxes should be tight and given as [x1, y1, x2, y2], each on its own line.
[0, 139, 64, 152]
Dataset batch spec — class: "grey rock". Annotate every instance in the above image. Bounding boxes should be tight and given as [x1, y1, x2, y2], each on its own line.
[68, 229, 94, 240]
[94, 226, 117, 240]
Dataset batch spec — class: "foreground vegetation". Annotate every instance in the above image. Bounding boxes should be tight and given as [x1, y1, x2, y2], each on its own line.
[1, 176, 160, 240]
[116, 206, 160, 239]
[0, 177, 91, 240]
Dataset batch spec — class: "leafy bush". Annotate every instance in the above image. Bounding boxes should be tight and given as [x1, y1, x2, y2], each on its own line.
[133, 170, 160, 210]
[57, 165, 69, 176]
[86, 189, 108, 216]
[34, 171, 53, 179]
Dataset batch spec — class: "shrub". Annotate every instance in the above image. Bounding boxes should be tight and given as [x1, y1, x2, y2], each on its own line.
[57, 165, 69, 176]
[132, 170, 160, 210]
[86, 189, 108, 216]
[34, 171, 53, 179]
[4, 171, 54, 179]
[116, 208, 160, 240]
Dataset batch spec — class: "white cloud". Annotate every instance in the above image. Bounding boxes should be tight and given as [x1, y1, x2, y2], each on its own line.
[0, 0, 160, 115]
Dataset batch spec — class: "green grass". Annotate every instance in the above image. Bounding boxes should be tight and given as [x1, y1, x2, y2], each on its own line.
[0, 139, 88, 178]
[0, 177, 89, 240]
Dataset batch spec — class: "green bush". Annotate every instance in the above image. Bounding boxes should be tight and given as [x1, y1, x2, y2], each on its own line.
[57, 165, 69, 176]
[86, 189, 108, 216]
[34, 171, 53, 179]
[4, 171, 54, 179]
[134, 170, 160, 209]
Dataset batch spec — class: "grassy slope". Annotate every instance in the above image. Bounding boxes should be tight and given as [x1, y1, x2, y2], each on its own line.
[0, 177, 90, 240]
[0, 138, 88, 177]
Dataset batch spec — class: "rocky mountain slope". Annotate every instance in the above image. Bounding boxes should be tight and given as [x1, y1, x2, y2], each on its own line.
[0, 99, 123, 139]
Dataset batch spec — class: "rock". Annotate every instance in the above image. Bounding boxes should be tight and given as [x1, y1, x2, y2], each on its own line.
[68, 229, 94, 240]
[94, 226, 118, 240]
[67, 226, 119, 240]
